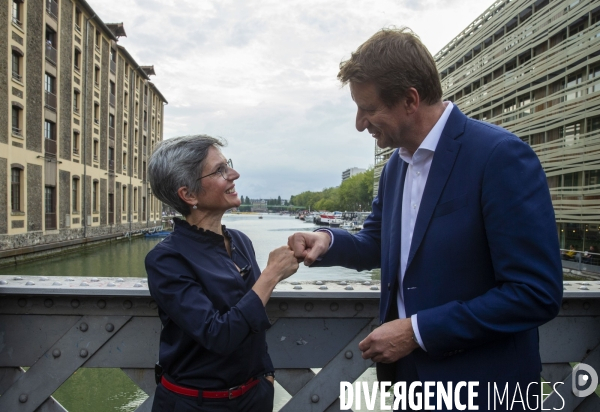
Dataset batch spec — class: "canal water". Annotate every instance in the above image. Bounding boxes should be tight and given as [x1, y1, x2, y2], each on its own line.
[1, 214, 382, 411]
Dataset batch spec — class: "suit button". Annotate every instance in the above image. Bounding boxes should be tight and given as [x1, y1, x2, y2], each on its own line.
[387, 283, 391, 290]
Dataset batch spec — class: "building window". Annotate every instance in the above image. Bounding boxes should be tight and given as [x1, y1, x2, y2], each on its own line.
[12, 0, 22, 26]
[93, 140, 99, 162]
[124, 91, 128, 109]
[94, 103, 99, 124]
[124, 122, 128, 140]
[122, 186, 127, 212]
[12, 51, 22, 82]
[95, 29, 101, 49]
[109, 114, 115, 129]
[72, 178, 79, 213]
[94, 66, 100, 86]
[44, 120, 55, 140]
[134, 156, 138, 175]
[134, 188, 138, 212]
[45, 73, 56, 110]
[123, 152, 127, 171]
[45, 186, 56, 229]
[109, 81, 115, 106]
[11, 168, 22, 212]
[93, 181, 98, 213]
[74, 49, 81, 70]
[74, 8, 82, 31]
[12, 106, 22, 136]
[134, 129, 138, 146]
[73, 131, 79, 155]
[73, 90, 80, 113]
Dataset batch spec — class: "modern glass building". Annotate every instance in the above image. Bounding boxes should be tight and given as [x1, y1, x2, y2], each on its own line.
[374, 0, 600, 250]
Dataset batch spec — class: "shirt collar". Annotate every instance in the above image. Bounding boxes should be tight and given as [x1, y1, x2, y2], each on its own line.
[398, 101, 454, 164]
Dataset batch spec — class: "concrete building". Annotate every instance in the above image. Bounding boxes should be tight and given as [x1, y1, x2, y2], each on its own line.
[373, 0, 600, 250]
[2, 0, 167, 257]
[341, 167, 366, 182]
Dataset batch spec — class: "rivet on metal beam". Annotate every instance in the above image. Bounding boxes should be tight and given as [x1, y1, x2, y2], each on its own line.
[71, 299, 80, 308]
[19, 394, 28, 403]
[319, 286, 328, 290]
[345, 286, 354, 290]
[44, 299, 54, 308]
[330, 302, 339, 311]
[339, 281, 348, 286]
[18, 298, 27, 307]
[80, 282, 90, 287]
[355, 303, 364, 312]
[134, 283, 143, 287]
[279, 302, 288, 311]
[80, 323, 89, 332]
[0, 280, 7, 285]
[345, 351, 353, 359]
[97, 300, 107, 309]
[14, 276, 23, 281]
[52, 349, 61, 358]
[91, 277, 100, 282]
[370, 286, 379, 290]
[311, 394, 320, 403]
[305, 302, 313, 311]
[52, 281, 62, 286]
[583, 302, 591, 310]
[315, 281, 324, 285]
[293, 286, 302, 290]
[26, 281, 35, 286]
[106, 323, 115, 332]
[80, 349, 88, 358]
[149, 301, 158, 309]
[116, 278, 124, 282]
[562, 302, 569, 310]
[363, 281, 372, 285]
[123, 300, 133, 309]
[40, 277, 49, 281]
[107, 282, 116, 287]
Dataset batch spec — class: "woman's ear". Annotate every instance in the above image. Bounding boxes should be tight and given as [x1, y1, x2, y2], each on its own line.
[177, 187, 197, 208]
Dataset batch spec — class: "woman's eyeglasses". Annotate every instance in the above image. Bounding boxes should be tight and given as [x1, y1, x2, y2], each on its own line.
[198, 159, 234, 181]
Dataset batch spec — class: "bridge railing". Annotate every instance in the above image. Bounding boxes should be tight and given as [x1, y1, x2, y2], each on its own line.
[0, 277, 599, 412]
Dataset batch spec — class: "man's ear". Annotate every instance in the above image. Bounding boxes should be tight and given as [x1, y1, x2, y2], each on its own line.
[177, 187, 197, 208]
[404, 87, 420, 115]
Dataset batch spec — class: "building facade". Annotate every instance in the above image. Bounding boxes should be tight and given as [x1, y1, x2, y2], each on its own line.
[341, 167, 366, 182]
[2, 0, 167, 253]
[373, 0, 600, 250]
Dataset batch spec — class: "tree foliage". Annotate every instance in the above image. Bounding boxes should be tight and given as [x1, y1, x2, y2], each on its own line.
[289, 168, 374, 211]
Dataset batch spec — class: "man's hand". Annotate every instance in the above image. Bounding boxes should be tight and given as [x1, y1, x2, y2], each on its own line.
[287, 231, 331, 266]
[358, 319, 419, 363]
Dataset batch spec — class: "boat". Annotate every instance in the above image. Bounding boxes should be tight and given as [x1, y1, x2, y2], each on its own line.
[329, 218, 343, 228]
[319, 211, 343, 225]
[304, 213, 316, 223]
[340, 221, 362, 231]
[258, 216, 263, 219]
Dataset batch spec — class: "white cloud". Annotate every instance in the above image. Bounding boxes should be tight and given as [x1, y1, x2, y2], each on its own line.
[91, 0, 493, 198]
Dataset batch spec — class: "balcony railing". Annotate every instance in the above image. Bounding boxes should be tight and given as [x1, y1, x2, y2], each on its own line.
[94, 119, 99, 125]
[46, 0, 58, 20]
[143, 145, 147, 155]
[108, 159, 114, 172]
[11, 71, 22, 82]
[45, 45, 57, 65]
[0, 278, 598, 412]
[109, 126, 115, 140]
[12, 17, 22, 28]
[73, 147, 79, 155]
[109, 93, 115, 107]
[45, 91, 57, 111]
[12, 127, 22, 137]
[44, 213, 56, 230]
[44, 138, 56, 157]
[110, 59, 116, 74]
[143, 121, 147, 131]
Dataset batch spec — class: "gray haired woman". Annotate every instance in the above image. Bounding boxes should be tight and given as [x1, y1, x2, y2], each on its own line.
[145, 135, 298, 412]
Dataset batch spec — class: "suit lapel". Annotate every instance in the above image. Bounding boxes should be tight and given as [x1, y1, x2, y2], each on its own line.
[406, 108, 465, 270]
[386, 155, 407, 294]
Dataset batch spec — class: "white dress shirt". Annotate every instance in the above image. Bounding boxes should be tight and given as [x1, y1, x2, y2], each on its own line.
[401, 101, 454, 351]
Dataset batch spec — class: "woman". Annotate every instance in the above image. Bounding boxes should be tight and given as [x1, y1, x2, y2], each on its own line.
[145, 135, 299, 411]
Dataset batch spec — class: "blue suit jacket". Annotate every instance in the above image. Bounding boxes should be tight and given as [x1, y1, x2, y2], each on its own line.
[317, 106, 563, 384]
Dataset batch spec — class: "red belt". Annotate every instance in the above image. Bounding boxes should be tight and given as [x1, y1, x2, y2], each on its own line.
[161, 375, 259, 399]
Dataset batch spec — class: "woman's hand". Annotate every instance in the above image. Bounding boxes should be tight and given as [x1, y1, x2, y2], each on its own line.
[252, 246, 299, 306]
[267, 246, 299, 282]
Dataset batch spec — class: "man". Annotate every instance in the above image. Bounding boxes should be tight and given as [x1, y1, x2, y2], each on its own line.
[288, 28, 562, 410]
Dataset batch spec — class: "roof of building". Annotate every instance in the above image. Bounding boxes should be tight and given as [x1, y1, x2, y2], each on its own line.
[77, 0, 118, 41]
[141, 66, 156, 76]
[105, 23, 127, 38]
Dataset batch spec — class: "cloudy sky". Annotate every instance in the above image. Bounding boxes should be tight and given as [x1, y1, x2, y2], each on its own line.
[91, 0, 494, 200]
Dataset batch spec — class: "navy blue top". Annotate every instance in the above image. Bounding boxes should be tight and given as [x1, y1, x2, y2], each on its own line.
[145, 218, 273, 390]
